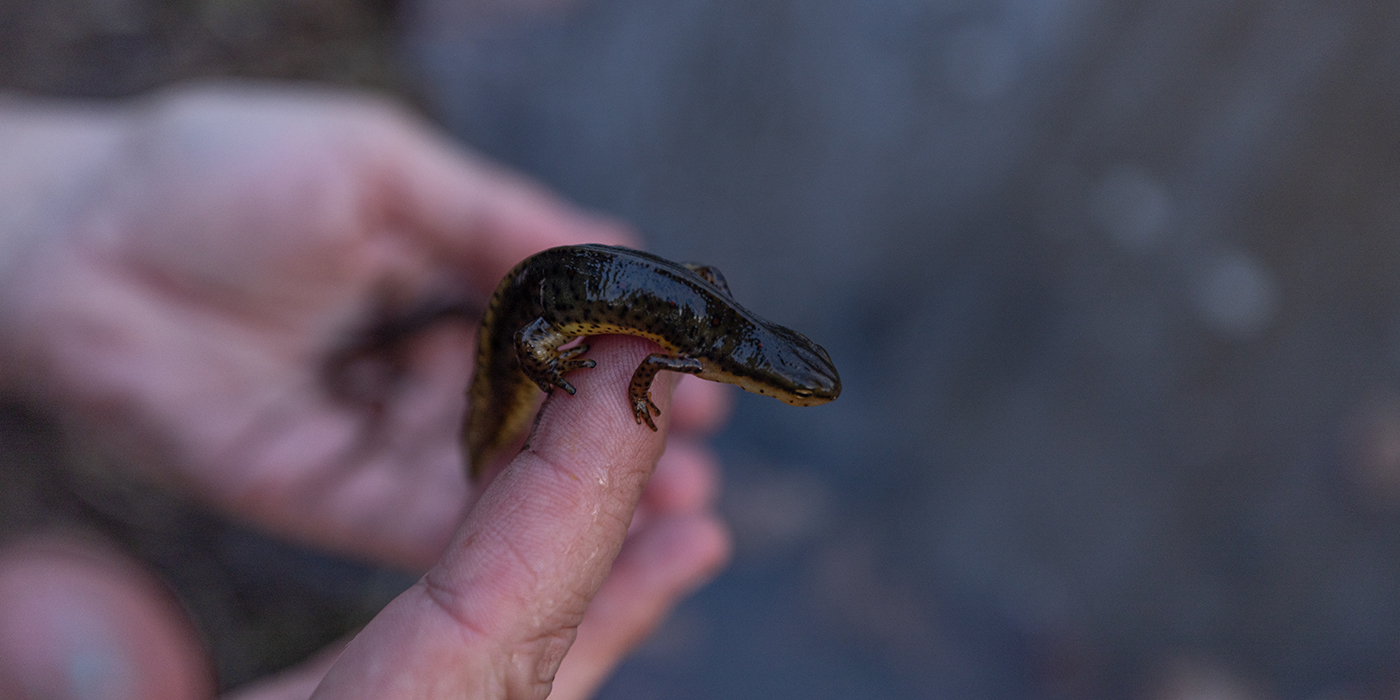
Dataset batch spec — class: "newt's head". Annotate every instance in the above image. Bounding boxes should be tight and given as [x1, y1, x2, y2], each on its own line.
[703, 324, 842, 407]
[768, 326, 842, 406]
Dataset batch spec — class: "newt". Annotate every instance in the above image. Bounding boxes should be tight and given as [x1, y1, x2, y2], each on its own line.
[464, 244, 841, 478]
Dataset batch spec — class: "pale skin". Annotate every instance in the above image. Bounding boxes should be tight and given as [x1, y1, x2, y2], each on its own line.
[0, 83, 732, 700]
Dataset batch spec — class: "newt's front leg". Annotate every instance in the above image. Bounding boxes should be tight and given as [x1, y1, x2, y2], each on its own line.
[514, 317, 596, 395]
[629, 354, 704, 430]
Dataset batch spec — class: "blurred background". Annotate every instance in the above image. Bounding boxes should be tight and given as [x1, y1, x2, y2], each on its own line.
[5, 0, 1400, 698]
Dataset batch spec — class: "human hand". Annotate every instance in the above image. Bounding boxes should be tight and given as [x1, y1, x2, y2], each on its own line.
[0, 81, 627, 567]
[0, 82, 732, 698]
[0, 337, 729, 700]
[304, 335, 728, 699]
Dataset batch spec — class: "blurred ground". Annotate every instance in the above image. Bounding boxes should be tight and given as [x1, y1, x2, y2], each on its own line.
[7, 0, 1400, 698]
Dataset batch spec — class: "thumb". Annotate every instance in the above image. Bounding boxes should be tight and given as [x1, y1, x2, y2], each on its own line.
[311, 335, 677, 700]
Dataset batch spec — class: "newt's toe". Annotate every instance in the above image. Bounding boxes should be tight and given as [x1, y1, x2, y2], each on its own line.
[632, 396, 660, 431]
[554, 376, 577, 395]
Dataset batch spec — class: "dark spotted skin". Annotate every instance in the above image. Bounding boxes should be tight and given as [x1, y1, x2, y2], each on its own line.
[463, 244, 841, 478]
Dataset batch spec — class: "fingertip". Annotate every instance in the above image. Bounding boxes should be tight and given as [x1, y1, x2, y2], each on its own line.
[568, 210, 640, 250]
[645, 438, 723, 514]
[471, 192, 637, 281]
[598, 514, 734, 633]
[669, 375, 733, 435]
[636, 513, 732, 588]
[524, 335, 679, 480]
[0, 534, 212, 700]
[549, 513, 730, 700]
[420, 334, 682, 645]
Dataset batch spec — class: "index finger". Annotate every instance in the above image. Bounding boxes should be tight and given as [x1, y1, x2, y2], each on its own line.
[310, 335, 677, 699]
[437, 334, 676, 629]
